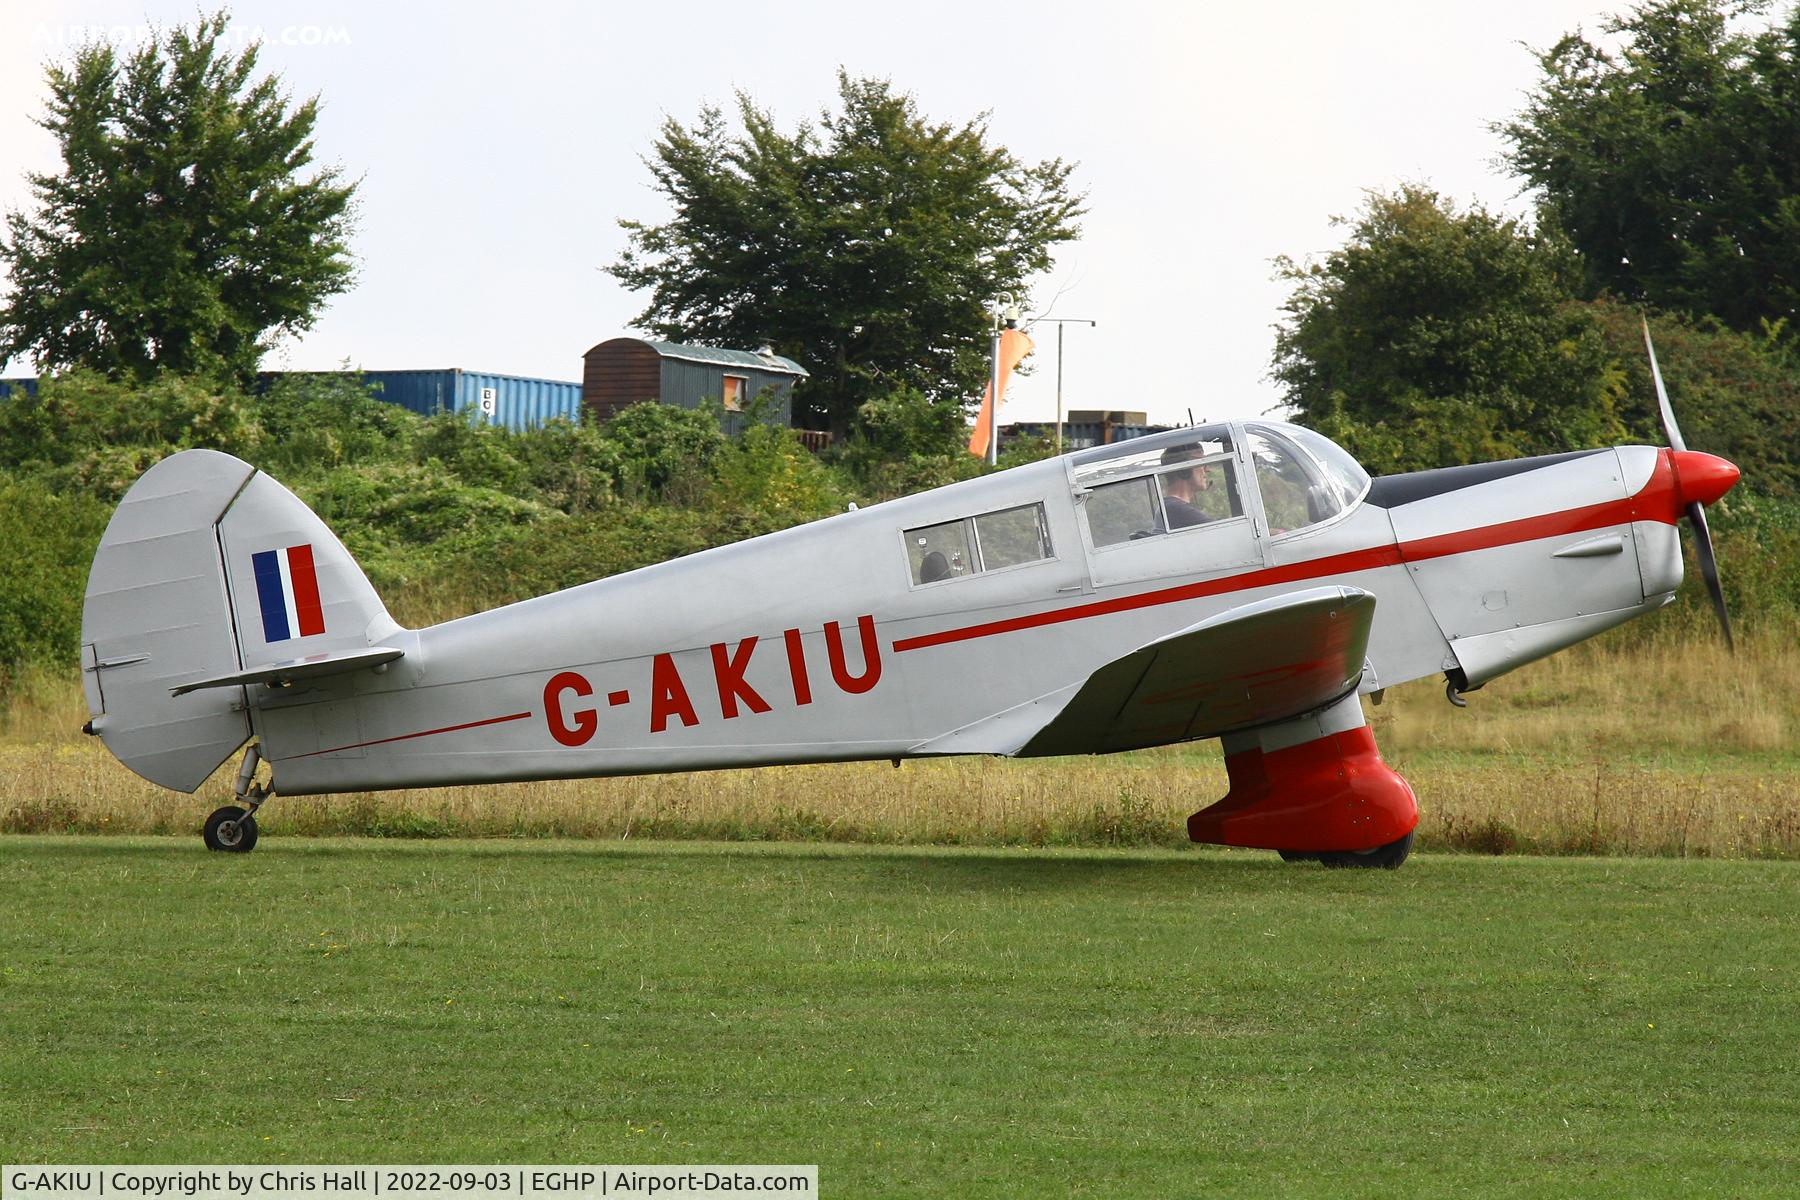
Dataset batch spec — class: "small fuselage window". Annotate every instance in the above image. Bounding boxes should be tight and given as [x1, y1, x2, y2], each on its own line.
[907, 502, 1053, 584]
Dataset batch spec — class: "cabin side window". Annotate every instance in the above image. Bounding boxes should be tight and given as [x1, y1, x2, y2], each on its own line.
[1085, 476, 1160, 547]
[907, 519, 975, 583]
[906, 502, 1053, 585]
[1072, 425, 1244, 548]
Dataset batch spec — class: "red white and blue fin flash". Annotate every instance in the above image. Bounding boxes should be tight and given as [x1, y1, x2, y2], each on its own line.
[252, 544, 325, 643]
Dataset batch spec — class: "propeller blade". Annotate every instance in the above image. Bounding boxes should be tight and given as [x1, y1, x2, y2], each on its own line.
[1646, 318, 1734, 649]
[1642, 317, 1687, 452]
[1686, 500, 1735, 651]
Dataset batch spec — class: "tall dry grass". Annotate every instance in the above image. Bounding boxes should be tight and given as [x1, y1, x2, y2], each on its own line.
[1376, 625, 1799, 756]
[4, 626, 1795, 857]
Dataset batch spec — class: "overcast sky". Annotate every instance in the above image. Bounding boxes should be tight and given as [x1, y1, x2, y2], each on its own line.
[1, 0, 1627, 425]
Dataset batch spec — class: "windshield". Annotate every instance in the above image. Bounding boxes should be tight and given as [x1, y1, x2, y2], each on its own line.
[1244, 422, 1369, 535]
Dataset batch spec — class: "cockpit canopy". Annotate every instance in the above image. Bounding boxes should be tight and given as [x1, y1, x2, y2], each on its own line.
[899, 420, 1370, 589]
[1070, 420, 1369, 540]
[1244, 421, 1370, 532]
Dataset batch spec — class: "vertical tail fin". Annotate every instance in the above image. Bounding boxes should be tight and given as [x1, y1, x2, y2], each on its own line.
[82, 449, 399, 791]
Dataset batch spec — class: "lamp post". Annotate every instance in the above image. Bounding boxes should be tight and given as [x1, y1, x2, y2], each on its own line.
[1026, 317, 1097, 454]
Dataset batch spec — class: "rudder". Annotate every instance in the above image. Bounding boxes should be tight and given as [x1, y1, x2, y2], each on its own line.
[82, 449, 399, 791]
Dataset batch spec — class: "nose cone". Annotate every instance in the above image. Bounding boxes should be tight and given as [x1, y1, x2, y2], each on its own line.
[1670, 450, 1739, 508]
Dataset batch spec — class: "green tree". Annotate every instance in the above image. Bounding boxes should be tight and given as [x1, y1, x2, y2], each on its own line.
[0, 481, 111, 674]
[1272, 187, 1627, 475]
[1499, 0, 1800, 335]
[609, 72, 1083, 436]
[0, 369, 263, 499]
[598, 400, 727, 500]
[252, 371, 418, 475]
[0, 12, 356, 383]
[848, 384, 967, 460]
[832, 385, 983, 499]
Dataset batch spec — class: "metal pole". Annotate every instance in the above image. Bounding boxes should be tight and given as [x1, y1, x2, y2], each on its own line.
[986, 315, 1002, 466]
[1023, 318, 1094, 455]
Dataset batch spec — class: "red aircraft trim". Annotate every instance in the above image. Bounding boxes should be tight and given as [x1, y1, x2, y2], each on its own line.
[894, 453, 1681, 654]
[1188, 724, 1419, 851]
[893, 545, 1403, 653]
[290, 710, 534, 759]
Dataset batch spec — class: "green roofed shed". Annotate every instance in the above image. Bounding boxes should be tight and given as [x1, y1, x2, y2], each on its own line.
[582, 337, 809, 435]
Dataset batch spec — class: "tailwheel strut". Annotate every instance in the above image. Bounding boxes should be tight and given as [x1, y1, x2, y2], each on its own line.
[204, 743, 270, 853]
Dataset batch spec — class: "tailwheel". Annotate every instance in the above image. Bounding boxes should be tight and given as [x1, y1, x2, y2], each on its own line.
[204, 743, 269, 853]
[203, 805, 259, 853]
[1317, 830, 1414, 870]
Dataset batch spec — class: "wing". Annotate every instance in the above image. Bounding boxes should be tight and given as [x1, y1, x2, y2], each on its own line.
[909, 586, 1376, 758]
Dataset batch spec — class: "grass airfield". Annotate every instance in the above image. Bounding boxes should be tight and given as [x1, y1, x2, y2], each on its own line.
[9, 631, 1798, 857]
[1, 838, 1795, 1196]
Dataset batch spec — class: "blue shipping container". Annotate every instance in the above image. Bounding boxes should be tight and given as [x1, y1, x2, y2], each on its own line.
[4, 371, 581, 431]
[355, 369, 583, 431]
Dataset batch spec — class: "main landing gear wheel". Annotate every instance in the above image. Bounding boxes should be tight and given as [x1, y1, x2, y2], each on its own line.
[1317, 830, 1414, 870]
[203, 805, 259, 853]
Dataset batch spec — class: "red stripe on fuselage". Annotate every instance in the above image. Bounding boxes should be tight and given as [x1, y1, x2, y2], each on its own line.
[890, 544, 1406, 653]
[892, 452, 1679, 654]
[290, 710, 533, 759]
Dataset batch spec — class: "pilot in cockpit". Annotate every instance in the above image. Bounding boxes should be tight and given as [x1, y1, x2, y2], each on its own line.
[1159, 445, 1216, 529]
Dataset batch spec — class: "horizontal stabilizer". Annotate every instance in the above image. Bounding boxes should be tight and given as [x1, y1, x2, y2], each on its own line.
[170, 646, 406, 696]
[1014, 586, 1377, 757]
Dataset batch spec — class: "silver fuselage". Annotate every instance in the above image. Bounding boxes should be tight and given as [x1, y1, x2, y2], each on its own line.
[257, 429, 1681, 795]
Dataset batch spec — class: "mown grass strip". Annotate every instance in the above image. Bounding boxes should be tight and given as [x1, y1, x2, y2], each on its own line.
[1, 838, 1796, 1197]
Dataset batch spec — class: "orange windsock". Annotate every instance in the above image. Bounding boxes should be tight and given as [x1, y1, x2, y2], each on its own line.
[968, 327, 1035, 457]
